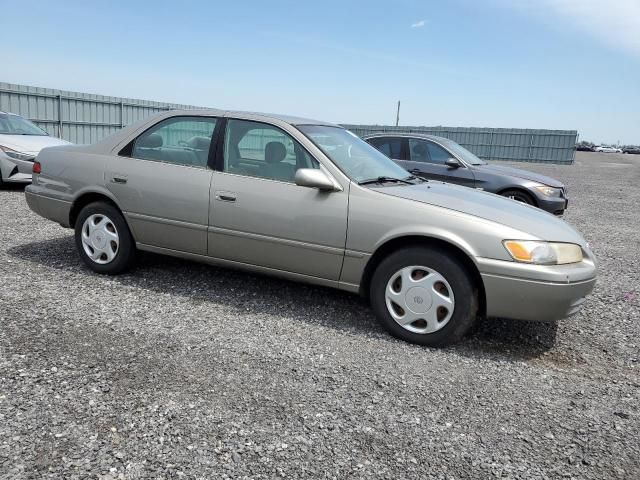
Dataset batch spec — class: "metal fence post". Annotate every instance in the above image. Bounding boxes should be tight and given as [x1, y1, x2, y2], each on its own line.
[120, 101, 124, 128]
[489, 131, 494, 161]
[529, 134, 534, 161]
[57, 94, 63, 138]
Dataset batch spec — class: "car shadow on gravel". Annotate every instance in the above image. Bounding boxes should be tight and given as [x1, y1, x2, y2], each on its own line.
[0, 183, 27, 191]
[8, 235, 557, 361]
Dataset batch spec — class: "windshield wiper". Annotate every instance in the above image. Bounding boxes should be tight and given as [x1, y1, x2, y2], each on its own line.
[404, 175, 425, 182]
[358, 176, 417, 186]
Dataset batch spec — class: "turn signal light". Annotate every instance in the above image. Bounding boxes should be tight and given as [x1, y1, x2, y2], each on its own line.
[503, 240, 583, 265]
[32, 161, 41, 174]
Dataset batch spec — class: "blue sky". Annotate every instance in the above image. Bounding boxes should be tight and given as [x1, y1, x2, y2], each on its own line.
[1, 0, 639, 144]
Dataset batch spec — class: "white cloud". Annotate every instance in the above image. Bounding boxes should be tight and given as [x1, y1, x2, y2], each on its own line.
[514, 0, 640, 56]
[411, 20, 426, 28]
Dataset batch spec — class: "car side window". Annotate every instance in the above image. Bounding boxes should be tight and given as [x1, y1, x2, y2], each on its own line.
[223, 119, 318, 183]
[426, 141, 453, 165]
[131, 116, 217, 168]
[369, 137, 403, 159]
[408, 139, 431, 163]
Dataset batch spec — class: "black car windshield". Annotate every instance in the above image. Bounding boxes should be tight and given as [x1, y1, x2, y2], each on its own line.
[0, 114, 49, 136]
[440, 138, 486, 165]
[298, 125, 414, 183]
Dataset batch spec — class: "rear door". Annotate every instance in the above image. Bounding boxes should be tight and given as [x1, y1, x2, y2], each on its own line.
[367, 136, 405, 161]
[106, 115, 218, 255]
[405, 138, 475, 187]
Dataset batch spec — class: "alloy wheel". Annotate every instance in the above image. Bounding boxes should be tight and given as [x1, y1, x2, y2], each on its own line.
[506, 192, 531, 204]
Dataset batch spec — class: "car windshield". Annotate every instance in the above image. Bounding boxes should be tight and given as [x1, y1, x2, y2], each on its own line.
[298, 125, 415, 184]
[439, 138, 486, 165]
[0, 114, 49, 136]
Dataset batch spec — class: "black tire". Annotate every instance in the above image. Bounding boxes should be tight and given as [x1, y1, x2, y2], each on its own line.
[74, 201, 136, 274]
[369, 246, 478, 347]
[500, 189, 536, 206]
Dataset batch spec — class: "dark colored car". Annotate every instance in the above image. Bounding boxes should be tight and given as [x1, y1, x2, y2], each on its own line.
[364, 134, 568, 215]
[576, 144, 595, 152]
[622, 146, 640, 154]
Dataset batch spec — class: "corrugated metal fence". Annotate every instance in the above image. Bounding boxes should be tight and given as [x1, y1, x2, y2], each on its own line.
[1, 82, 577, 164]
[0, 82, 202, 144]
[343, 125, 577, 164]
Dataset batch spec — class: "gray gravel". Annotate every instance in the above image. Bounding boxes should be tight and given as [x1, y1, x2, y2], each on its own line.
[1, 151, 638, 479]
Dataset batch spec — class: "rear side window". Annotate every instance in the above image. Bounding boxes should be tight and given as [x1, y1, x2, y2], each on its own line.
[131, 116, 217, 168]
[369, 137, 403, 159]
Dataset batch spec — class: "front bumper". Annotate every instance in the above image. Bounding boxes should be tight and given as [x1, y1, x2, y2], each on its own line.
[0, 155, 33, 183]
[477, 256, 596, 322]
[536, 195, 568, 216]
[1, 172, 32, 183]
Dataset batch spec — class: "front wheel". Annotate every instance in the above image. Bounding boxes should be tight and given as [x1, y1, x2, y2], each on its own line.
[500, 189, 535, 206]
[370, 247, 478, 347]
[74, 201, 136, 274]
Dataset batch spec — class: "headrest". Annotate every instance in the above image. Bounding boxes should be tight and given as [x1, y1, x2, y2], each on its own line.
[265, 142, 287, 164]
[187, 136, 211, 150]
[412, 142, 427, 156]
[138, 133, 163, 149]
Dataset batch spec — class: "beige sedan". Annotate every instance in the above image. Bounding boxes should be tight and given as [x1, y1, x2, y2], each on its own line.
[25, 109, 596, 346]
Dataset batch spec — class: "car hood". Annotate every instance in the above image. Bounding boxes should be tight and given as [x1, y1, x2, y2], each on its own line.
[0, 134, 71, 154]
[374, 181, 585, 244]
[476, 163, 564, 188]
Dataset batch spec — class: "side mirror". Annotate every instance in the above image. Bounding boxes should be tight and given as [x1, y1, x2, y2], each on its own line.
[295, 168, 337, 191]
[445, 158, 461, 169]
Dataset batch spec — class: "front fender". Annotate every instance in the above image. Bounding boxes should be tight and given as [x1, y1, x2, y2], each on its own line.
[373, 225, 480, 261]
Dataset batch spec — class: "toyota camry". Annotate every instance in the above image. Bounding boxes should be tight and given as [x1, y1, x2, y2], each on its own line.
[25, 109, 597, 346]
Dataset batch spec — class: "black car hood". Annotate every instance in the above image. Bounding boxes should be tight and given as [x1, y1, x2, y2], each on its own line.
[476, 164, 564, 188]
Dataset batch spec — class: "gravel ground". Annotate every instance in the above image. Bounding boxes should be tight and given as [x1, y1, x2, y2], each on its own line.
[0, 151, 638, 479]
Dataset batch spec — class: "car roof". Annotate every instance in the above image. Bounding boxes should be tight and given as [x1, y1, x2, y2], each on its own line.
[166, 108, 339, 127]
[362, 132, 451, 143]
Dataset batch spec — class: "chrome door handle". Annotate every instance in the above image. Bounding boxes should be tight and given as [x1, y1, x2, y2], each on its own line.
[215, 191, 237, 202]
[111, 176, 127, 184]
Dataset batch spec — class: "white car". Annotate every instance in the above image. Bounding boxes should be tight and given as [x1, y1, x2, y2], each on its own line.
[0, 111, 70, 185]
[594, 146, 621, 153]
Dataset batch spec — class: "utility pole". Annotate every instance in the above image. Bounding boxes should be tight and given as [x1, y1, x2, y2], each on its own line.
[395, 101, 400, 127]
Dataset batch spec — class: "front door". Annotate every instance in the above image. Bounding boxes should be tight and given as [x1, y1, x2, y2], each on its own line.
[106, 115, 218, 255]
[402, 138, 475, 188]
[208, 118, 348, 280]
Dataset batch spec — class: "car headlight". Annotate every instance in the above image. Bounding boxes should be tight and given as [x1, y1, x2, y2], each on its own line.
[533, 185, 562, 197]
[503, 240, 583, 265]
[0, 145, 35, 161]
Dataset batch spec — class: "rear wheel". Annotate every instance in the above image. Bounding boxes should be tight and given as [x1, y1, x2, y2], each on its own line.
[369, 247, 478, 347]
[74, 201, 136, 274]
[500, 189, 535, 206]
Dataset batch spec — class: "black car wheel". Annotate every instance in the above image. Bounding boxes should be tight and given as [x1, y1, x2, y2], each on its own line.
[501, 189, 535, 206]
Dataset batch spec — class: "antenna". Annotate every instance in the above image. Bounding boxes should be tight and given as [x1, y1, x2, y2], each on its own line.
[395, 101, 401, 127]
